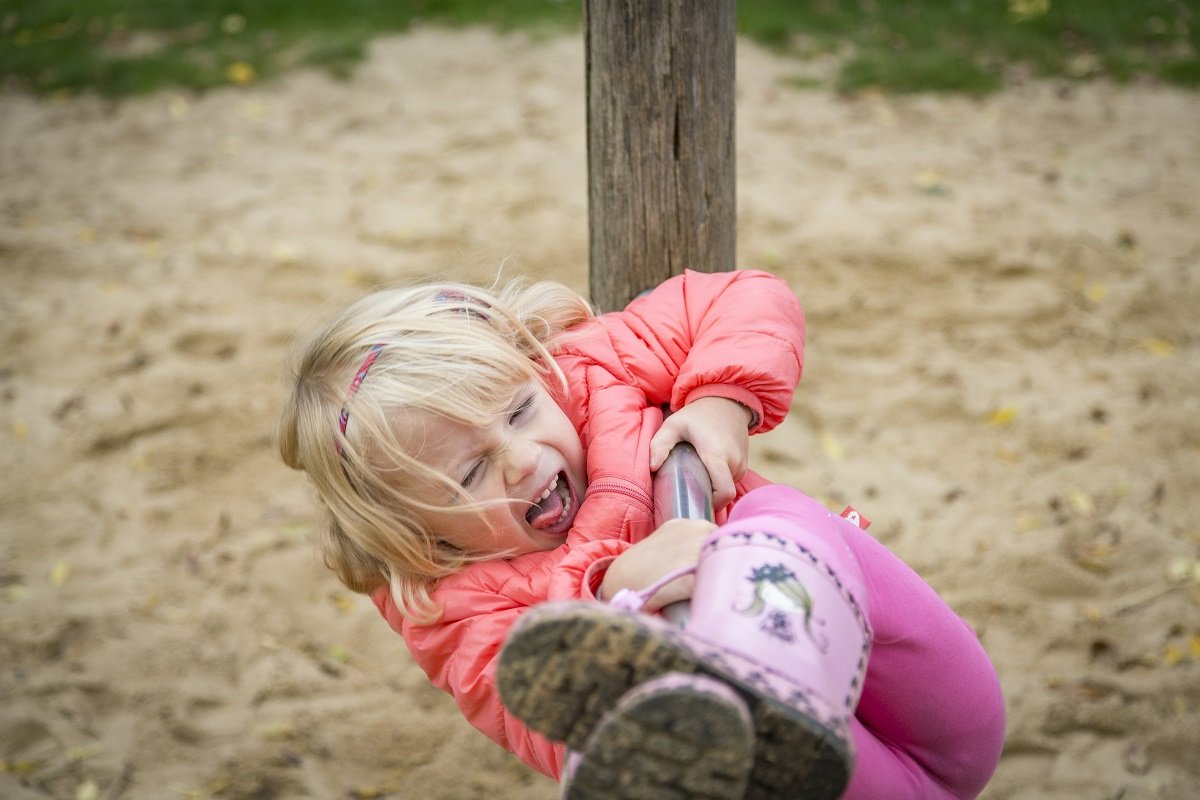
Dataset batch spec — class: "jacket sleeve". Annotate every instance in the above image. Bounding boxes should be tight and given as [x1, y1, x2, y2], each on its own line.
[375, 537, 632, 779]
[594, 269, 805, 434]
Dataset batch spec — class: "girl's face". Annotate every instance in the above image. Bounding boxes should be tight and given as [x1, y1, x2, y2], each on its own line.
[399, 381, 587, 557]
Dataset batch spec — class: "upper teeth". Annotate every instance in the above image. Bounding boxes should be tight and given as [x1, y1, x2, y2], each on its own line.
[536, 476, 559, 503]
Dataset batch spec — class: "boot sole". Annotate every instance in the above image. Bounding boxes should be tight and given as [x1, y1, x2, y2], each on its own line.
[499, 603, 851, 800]
[563, 674, 754, 800]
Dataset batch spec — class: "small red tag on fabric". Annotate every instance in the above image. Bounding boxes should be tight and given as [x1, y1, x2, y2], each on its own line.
[840, 506, 871, 530]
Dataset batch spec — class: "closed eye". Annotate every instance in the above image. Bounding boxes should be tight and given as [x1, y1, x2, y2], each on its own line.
[461, 460, 484, 488]
[508, 393, 534, 424]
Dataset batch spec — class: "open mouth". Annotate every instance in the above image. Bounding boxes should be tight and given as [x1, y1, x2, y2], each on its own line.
[524, 472, 576, 535]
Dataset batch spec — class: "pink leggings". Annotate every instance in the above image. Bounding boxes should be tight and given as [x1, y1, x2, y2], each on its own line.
[726, 486, 1006, 800]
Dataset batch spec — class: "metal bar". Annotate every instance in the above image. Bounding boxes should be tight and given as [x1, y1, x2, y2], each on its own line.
[653, 442, 714, 526]
[653, 442, 713, 625]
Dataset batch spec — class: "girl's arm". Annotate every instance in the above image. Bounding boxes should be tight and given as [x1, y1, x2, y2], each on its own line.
[612, 268, 806, 434]
[552, 269, 803, 519]
[592, 269, 805, 509]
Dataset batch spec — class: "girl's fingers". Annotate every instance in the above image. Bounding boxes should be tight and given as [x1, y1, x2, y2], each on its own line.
[648, 424, 681, 471]
[701, 453, 736, 510]
[730, 454, 748, 483]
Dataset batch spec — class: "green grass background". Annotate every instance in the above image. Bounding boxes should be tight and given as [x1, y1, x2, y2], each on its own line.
[2, 0, 1197, 97]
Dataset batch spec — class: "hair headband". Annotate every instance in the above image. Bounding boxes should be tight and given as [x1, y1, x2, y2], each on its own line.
[435, 289, 490, 320]
[334, 290, 488, 455]
[335, 344, 384, 454]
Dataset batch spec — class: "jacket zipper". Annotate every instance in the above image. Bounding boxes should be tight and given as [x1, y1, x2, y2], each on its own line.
[584, 476, 654, 513]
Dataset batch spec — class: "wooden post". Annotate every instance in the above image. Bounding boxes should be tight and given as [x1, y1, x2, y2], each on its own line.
[585, 0, 737, 311]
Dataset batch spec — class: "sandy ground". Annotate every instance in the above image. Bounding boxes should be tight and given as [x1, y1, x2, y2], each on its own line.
[2, 26, 1199, 800]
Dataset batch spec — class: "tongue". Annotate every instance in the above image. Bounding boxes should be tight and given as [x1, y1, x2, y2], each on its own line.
[527, 485, 566, 530]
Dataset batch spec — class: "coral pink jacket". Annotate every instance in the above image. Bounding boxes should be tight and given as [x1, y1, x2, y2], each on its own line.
[372, 269, 806, 778]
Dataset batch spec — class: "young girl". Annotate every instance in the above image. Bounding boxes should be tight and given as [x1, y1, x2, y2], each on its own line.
[278, 269, 1005, 800]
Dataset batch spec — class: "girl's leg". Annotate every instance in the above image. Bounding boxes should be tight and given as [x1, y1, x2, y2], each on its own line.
[499, 491, 867, 800]
[729, 486, 1006, 799]
[840, 529, 1006, 800]
[498, 598, 853, 800]
[502, 484, 1002, 799]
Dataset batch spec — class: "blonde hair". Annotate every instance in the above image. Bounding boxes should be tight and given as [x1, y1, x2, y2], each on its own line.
[278, 278, 594, 623]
